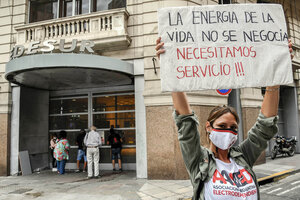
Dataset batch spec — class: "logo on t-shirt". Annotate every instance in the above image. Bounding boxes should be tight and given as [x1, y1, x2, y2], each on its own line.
[212, 169, 257, 198]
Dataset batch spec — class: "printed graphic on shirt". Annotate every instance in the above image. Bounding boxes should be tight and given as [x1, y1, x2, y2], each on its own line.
[212, 169, 257, 198]
[205, 158, 257, 200]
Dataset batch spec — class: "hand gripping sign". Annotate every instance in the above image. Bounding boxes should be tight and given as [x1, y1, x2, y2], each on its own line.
[158, 4, 293, 92]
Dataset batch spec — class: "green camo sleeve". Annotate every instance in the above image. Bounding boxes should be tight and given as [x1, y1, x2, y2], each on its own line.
[239, 112, 278, 167]
[173, 110, 205, 185]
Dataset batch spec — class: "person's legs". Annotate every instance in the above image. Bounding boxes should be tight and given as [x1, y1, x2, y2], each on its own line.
[111, 148, 116, 170]
[118, 159, 122, 170]
[57, 161, 61, 174]
[76, 149, 83, 172]
[94, 148, 100, 177]
[112, 160, 116, 170]
[60, 160, 66, 174]
[86, 148, 93, 177]
[116, 148, 122, 170]
[83, 153, 87, 172]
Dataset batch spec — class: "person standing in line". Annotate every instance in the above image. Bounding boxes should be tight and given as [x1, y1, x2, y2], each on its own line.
[107, 125, 123, 171]
[84, 126, 102, 179]
[54, 130, 70, 175]
[75, 129, 87, 173]
[50, 133, 58, 172]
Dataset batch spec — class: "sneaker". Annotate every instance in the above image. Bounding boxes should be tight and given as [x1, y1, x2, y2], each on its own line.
[52, 168, 57, 172]
[113, 168, 116, 171]
[75, 169, 80, 173]
[87, 176, 93, 179]
[94, 175, 100, 179]
[119, 168, 123, 172]
[82, 170, 86, 173]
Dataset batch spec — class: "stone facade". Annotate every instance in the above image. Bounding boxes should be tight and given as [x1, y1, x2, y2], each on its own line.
[0, 0, 26, 176]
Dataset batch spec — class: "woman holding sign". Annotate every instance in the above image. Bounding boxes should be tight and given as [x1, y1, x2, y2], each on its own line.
[156, 37, 293, 200]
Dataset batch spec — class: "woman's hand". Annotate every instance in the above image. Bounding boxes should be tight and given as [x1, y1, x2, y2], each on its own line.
[155, 37, 165, 59]
[288, 39, 294, 59]
[155, 37, 191, 114]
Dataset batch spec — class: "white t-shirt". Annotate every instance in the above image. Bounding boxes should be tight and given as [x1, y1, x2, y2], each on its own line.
[204, 158, 257, 200]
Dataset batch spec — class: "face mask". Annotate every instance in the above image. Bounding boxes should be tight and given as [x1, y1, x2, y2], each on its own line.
[209, 128, 238, 150]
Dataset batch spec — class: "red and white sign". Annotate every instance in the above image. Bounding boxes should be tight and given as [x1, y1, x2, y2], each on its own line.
[158, 4, 293, 92]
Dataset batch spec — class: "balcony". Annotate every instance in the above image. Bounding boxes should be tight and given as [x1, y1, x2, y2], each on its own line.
[15, 8, 131, 51]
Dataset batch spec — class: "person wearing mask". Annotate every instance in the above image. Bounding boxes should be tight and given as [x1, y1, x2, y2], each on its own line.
[54, 130, 70, 175]
[84, 126, 102, 179]
[75, 129, 87, 173]
[156, 37, 294, 200]
[107, 125, 123, 171]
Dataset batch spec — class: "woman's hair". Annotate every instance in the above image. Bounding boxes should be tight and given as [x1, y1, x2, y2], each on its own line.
[207, 105, 239, 126]
[58, 130, 67, 139]
[51, 133, 57, 138]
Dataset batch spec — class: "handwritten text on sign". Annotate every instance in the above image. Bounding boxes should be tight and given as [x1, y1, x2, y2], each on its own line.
[158, 4, 293, 92]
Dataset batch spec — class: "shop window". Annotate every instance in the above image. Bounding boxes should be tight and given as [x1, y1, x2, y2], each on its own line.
[29, 0, 58, 23]
[49, 114, 88, 130]
[93, 96, 116, 112]
[50, 98, 88, 114]
[117, 95, 135, 110]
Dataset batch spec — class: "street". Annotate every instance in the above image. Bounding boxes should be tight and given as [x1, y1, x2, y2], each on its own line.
[260, 172, 300, 200]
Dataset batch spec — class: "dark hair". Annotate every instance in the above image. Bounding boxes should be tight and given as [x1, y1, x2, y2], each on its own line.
[80, 129, 86, 134]
[110, 126, 115, 135]
[51, 133, 57, 138]
[207, 106, 239, 126]
[58, 130, 67, 139]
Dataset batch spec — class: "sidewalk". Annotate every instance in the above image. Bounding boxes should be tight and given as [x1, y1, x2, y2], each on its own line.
[254, 153, 300, 185]
[0, 154, 299, 200]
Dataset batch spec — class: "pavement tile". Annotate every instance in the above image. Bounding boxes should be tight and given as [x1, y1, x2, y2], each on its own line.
[141, 196, 159, 200]
[151, 191, 176, 198]
[174, 186, 193, 194]
[137, 191, 148, 198]
[141, 187, 167, 196]
[159, 183, 186, 191]
[139, 183, 159, 191]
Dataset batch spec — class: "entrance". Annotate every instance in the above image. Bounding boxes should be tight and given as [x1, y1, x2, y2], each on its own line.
[49, 88, 136, 170]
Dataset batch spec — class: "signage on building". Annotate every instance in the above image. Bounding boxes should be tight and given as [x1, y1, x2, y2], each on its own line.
[158, 4, 293, 92]
[10, 39, 95, 59]
[216, 89, 232, 95]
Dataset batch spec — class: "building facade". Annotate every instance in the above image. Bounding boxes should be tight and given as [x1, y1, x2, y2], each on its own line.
[0, 0, 299, 179]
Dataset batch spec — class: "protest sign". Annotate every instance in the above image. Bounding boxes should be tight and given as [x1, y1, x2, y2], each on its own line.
[158, 4, 293, 92]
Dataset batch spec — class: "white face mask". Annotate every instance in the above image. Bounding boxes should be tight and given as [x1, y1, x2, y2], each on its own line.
[209, 128, 238, 150]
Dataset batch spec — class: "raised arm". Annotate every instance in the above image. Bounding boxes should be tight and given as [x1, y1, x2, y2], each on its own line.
[239, 40, 294, 166]
[156, 37, 192, 115]
[261, 86, 280, 117]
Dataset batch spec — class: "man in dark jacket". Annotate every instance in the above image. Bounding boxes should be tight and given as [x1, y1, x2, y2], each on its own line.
[107, 125, 123, 171]
[75, 129, 87, 173]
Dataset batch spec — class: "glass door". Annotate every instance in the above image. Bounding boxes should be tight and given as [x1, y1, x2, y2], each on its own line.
[49, 91, 136, 166]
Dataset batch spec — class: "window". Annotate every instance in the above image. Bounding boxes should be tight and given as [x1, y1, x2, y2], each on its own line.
[29, 0, 126, 23]
[29, 0, 58, 23]
[60, 0, 73, 17]
[219, 0, 231, 4]
[92, 94, 135, 128]
[49, 91, 136, 164]
[75, 0, 90, 15]
[92, 0, 126, 12]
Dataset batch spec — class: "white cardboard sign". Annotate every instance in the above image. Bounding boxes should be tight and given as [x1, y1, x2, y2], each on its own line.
[158, 4, 293, 92]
